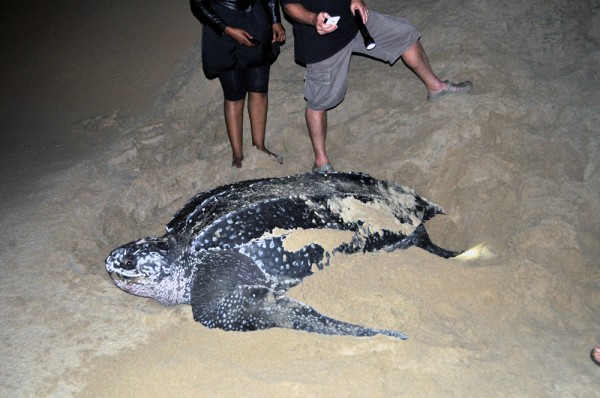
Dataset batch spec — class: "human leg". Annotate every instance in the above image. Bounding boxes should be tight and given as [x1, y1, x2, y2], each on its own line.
[359, 12, 472, 102]
[219, 69, 248, 167]
[303, 42, 354, 170]
[223, 99, 245, 168]
[246, 66, 283, 163]
[401, 41, 446, 92]
[247, 91, 283, 163]
[305, 107, 330, 170]
[402, 40, 472, 101]
[247, 91, 268, 149]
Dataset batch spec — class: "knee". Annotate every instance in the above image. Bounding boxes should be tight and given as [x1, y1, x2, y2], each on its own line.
[246, 77, 269, 94]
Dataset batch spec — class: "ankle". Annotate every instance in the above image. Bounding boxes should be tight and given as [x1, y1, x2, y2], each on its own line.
[428, 80, 447, 93]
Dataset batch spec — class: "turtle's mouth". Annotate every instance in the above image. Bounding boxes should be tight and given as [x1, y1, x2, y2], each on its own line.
[110, 271, 147, 286]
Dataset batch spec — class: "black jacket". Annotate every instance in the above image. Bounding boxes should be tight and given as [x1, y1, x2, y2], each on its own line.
[190, 0, 281, 36]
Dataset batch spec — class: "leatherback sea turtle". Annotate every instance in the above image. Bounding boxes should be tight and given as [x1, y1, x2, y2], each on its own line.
[106, 172, 461, 339]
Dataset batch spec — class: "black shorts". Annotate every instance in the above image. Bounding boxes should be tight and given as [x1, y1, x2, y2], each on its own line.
[218, 65, 270, 101]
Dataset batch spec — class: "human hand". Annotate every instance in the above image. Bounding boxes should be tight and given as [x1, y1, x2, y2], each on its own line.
[314, 12, 338, 35]
[350, 0, 369, 24]
[272, 23, 286, 43]
[224, 26, 257, 47]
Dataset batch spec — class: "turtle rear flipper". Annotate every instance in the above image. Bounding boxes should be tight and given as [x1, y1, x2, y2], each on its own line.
[413, 225, 462, 258]
[386, 224, 462, 259]
[191, 251, 407, 339]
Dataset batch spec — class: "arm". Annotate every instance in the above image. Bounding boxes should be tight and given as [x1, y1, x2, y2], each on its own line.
[265, 0, 286, 43]
[282, 2, 337, 35]
[190, 0, 257, 46]
[264, 0, 281, 24]
[190, 0, 227, 36]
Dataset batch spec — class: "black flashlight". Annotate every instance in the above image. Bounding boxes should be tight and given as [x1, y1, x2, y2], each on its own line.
[354, 12, 376, 50]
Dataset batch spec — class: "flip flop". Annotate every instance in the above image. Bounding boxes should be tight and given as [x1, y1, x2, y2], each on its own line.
[312, 163, 335, 173]
[427, 80, 473, 102]
[591, 347, 600, 366]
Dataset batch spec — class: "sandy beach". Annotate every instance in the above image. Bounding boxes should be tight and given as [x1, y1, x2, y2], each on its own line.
[1, 0, 599, 396]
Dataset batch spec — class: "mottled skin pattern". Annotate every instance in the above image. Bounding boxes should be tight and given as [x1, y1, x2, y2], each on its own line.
[106, 172, 461, 339]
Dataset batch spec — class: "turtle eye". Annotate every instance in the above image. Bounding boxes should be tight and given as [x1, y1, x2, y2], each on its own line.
[122, 256, 136, 270]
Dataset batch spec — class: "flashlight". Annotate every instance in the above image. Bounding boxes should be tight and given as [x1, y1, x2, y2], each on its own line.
[354, 12, 376, 50]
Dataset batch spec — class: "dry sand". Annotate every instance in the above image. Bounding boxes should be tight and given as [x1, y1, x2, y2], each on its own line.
[1, 0, 599, 396]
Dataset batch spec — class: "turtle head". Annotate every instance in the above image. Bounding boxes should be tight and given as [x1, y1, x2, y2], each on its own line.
[105, 236, 184, 305]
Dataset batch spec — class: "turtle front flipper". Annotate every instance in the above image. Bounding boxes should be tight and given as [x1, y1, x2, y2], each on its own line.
[190, 251, 407, 339]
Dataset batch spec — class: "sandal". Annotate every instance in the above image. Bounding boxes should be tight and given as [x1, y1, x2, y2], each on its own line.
[312, 163, 335, 173]
[427, 80, 473, 102]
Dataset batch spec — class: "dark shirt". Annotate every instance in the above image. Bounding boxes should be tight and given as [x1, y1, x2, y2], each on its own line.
[191, 0, 282, 36]
[281, 0, 358, 64]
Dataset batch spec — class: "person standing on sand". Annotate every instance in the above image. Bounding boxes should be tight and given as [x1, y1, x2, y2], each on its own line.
[280, 0, 473, 172]
[191, 0, 286, 168]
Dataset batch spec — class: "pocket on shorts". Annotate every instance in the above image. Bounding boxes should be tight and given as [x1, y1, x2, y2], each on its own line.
[304, 70, 333, 110]
[306, 70, 331, 85]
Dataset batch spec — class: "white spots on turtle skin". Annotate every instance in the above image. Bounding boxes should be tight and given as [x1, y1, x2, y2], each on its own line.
[195, 285, 282, 332]
[238, 237, 323, 281]
[108, 172, 452, 339]
[105, 238, 193, 305]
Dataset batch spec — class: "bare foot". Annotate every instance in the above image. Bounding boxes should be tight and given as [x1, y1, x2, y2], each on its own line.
[256, 146, 283, 164]
[232, 157, 243, 168]
[592, 346, 600, 366]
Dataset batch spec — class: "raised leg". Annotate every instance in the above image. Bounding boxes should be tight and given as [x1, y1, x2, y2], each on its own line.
[401, 41, 473, 102]
[401, 41, 445, 92]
